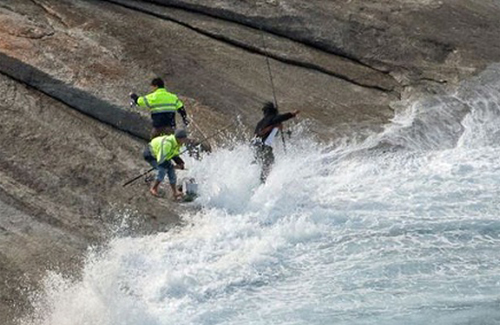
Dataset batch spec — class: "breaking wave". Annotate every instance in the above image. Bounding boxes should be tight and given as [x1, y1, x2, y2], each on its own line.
[19, 65, 500, 325]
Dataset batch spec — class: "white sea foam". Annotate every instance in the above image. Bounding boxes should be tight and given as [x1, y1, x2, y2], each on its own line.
[19, 65, 500, 325]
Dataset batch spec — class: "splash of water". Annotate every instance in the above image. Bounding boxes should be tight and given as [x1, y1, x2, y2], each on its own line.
[19, 65, 500, 325]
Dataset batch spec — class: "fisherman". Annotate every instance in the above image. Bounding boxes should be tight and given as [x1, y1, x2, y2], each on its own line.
[252, 102, 299, 183]
[143, 129, 189, 199]
[130, 77, 189, 139]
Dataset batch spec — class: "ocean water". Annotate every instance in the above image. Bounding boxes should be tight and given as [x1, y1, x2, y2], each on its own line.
[20, 65, 500, 325]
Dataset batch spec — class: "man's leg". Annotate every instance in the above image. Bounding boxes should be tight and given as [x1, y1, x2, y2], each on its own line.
[164, 160, 183, 199]
[150, 165, 166, 196]
[260, 146, 275, 183]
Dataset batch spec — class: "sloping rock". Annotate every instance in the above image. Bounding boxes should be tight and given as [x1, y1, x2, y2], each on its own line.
[0, 72, 181, 323]
[143, 0, 500, 87]
[1, 0, 500, 323]
[0, 0, 396, 137]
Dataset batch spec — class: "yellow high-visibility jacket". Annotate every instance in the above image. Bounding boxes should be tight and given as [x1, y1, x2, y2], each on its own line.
[149, 135, 180, 164]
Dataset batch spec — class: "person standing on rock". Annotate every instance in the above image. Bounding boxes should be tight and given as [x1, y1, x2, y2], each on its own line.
[143, 129, 189, 199]
[252, 102, 299, 183]
[130, 77, 189, 139]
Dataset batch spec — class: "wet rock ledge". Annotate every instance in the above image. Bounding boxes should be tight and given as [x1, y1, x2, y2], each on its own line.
[1, 0, 500, 323]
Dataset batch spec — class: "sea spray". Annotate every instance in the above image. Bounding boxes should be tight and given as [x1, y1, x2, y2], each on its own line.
[19, 65, 500, 325]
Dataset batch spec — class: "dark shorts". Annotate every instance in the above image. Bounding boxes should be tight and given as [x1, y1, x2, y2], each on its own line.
[253, 143, 275, 167]
[252, 142, 274, 183]
[151, 112, 175, 128]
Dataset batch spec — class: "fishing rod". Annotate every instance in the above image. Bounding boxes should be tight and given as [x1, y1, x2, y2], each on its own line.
[189, 118, 212, 152]
[122, 121, 237, 187]
[260, 28, 287, 153]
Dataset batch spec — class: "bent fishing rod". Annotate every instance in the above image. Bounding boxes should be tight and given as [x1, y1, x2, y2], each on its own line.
[122, 121, 237, 187]
[260, 28, 287, 153]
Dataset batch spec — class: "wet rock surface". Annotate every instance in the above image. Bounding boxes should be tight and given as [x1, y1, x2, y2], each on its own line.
[1, 0, 499, 323]
[0, 72, 184, 322]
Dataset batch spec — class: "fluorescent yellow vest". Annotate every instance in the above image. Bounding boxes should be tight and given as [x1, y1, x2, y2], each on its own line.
[138, 88, 183, 114]
[149, 135, 180, 164]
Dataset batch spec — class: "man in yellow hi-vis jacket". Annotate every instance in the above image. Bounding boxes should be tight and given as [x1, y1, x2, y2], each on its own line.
[143, 129, 189, 199]
[130, 78, 189, 139]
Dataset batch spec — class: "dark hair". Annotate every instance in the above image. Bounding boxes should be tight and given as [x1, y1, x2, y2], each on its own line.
[151, 77, 165, 88]
[262, 101, 278, 116]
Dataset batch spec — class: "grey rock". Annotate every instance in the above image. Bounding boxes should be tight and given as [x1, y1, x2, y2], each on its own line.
[1, 0, 500, 323]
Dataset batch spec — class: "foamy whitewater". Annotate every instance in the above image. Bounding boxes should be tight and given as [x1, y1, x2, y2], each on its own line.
[20, 65, 500, 325]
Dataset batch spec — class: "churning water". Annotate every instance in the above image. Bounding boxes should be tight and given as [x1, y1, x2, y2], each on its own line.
[20, 65, 500, 325]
